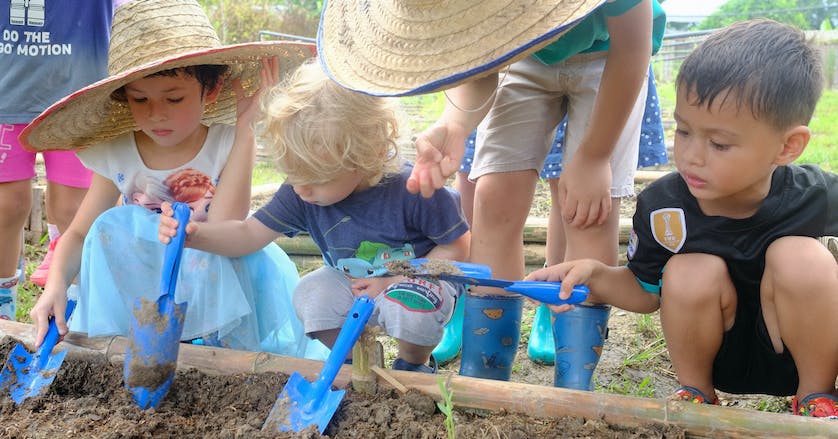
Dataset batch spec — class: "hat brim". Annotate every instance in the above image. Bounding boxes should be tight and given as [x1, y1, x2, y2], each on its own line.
[20, 41, 316, 152]
[317, 0, 605, 97]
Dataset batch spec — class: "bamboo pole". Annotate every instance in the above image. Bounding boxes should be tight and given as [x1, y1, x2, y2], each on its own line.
[1, 321, 834, 438]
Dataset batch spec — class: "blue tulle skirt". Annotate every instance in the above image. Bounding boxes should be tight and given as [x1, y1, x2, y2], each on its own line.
[69, 204, 328, 360]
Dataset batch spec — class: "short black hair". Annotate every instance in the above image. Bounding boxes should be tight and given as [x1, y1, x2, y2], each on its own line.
[111, 64, 229, 101]
[677, 19, 823, 129]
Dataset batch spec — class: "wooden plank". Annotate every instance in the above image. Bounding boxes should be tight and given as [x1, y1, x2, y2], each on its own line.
[0, 320, 834, 438]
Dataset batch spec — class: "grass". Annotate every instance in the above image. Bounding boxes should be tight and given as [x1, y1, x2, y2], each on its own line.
[655, 82, 838, 171]
[436, 375, 456, 439]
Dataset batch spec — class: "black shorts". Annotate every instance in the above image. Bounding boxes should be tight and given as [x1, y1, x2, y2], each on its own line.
[712, 298, 798, 396]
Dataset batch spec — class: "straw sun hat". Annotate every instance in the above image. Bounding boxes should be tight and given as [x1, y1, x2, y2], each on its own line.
[20, 0, 316, 152]
[317, 0, 605, 97]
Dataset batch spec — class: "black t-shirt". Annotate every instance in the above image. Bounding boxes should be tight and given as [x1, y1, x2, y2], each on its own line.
[627, 164, 837, 298]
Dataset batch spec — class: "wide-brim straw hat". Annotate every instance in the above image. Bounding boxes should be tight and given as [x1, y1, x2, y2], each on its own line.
[317, 0, 605, 97]
[20, 0, 316, 152]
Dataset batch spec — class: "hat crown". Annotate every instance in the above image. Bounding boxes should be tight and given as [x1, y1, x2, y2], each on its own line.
[108, 0, 221, 76]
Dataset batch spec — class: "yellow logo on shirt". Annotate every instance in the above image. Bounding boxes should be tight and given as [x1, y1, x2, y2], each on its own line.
[650, 208, 686, 253]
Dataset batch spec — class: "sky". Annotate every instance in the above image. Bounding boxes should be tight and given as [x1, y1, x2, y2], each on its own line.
[661, 0, 728, 20]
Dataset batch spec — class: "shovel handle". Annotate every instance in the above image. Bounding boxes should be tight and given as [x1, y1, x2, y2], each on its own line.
[161, 202, 191, 296]
[38, 299, 77, 363]
[309, 295, 374, 403]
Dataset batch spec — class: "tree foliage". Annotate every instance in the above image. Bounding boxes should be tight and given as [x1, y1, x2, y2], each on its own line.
[196, 0, 320, 44]
[696, 0, 838, 30]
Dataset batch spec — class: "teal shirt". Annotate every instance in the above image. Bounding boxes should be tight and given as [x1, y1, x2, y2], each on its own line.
[532, 0, 665, 65]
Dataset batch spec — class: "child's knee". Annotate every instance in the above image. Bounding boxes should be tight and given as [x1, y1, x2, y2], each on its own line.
[662, 253, 731, 301]
[765, 236, 838, 293]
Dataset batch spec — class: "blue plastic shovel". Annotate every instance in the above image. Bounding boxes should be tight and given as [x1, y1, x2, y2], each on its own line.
[407, 258, 590, 305]
[123, 202, 190, 409]
[263, 295, 375, 434]
[0, 299, 77, 404]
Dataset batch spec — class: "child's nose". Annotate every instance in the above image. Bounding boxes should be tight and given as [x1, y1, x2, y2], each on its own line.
[147, 101, 167, 121]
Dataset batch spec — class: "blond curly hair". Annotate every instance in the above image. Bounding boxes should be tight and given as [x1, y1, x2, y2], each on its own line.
[257, 60, 401, 187]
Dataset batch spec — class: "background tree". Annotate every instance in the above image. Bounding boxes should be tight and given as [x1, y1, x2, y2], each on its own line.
[695, 0, 838, 30]
[197, 0, 320, 44]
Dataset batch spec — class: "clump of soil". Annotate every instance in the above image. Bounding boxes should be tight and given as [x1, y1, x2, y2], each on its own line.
[0, 337, 685, 438]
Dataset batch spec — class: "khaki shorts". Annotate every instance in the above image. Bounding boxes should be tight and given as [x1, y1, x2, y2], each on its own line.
[472, 53, 649, 198]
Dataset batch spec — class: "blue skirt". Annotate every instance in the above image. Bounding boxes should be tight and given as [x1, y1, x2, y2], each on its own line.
[69, 205, 328, 360]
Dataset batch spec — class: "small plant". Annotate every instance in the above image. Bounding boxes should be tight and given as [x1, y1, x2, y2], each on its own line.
[604, 375, 656, 398]
[436, 375, 456, 439]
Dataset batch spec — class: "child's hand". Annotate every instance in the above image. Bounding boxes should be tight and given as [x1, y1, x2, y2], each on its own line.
[407, 122, 466, 198]
[525, 261, 596, 314]
[29, 292, 69, 348]
[234, 56, 280, 127]
[158, 201, 198, 244]
[350, 276, 405, 299]
[557, 153, 613, 229]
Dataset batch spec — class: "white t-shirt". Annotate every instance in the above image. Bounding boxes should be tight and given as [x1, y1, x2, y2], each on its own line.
[78, 124, 235, 222]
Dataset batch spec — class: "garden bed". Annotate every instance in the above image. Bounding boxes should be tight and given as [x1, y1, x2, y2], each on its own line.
[1, 321, 832, 438]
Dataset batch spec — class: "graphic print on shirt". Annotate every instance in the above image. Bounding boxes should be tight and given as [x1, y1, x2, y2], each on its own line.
[650, 207, 686, 253]
[336, 241, 415, 278]
[128, 167, 215, 222]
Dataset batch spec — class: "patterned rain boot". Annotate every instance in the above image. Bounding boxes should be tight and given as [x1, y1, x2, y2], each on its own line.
[552, 303, 610, 390]
[459, 292, 523, 381]
[527, 303, 555, 365]
[0, 270, 21, 321]
[431, 292, 464, 364]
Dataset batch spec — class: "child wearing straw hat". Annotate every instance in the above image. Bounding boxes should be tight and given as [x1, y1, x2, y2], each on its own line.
[527, 19, 838, 418]
[317, 0, 662, 385]
[21, 0, 327, 360]
[158, 60, 471, 374]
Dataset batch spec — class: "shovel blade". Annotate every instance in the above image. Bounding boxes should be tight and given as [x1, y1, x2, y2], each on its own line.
[263, 371, 345, 434]
[2, 343, 69, 404]
[0, 300, 76, 404]
[124, 295, 186, 409]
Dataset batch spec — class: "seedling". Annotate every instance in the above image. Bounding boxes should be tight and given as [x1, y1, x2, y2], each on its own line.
[436, 375, 455, 439]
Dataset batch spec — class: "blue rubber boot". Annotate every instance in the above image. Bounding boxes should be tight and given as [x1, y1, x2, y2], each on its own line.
[552, 304, 610, 390]
[459, 293, 523, 381]
[527, 303, 555, 365]
[432, 292, 464, 364]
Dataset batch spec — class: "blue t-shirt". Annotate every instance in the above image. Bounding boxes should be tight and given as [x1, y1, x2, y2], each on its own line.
[532, 0, 666, 65]
[254, 163, 470, 269]
[0, 0, 112, 123]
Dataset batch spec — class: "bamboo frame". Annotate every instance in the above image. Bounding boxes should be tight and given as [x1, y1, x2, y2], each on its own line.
[1, 320, 835, 438]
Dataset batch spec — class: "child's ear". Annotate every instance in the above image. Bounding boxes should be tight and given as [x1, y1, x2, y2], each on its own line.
[774, 125, 810, 166]
[203, 81, 224, 105]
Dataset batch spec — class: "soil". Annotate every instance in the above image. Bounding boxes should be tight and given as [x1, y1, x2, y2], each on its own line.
[0, 338, 685, 438]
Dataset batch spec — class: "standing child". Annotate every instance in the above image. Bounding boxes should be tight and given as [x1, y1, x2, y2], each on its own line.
[158, 61, 471, 373]
[0, 0, 112, 316]
[22, 0, 323, 359]
[526, 19, 838, 418]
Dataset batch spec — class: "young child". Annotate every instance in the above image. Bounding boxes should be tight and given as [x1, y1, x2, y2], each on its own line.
[21, 0, 324, 360]
[526, 19, 838, 417]
[158, 61, 471, 373]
